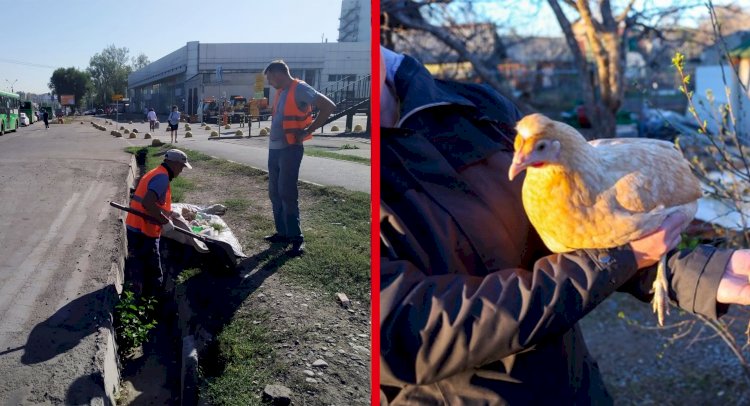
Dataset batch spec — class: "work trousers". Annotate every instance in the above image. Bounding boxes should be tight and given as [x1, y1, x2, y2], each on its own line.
[125, 229, 164, 298]
[268, 145, 304, 241]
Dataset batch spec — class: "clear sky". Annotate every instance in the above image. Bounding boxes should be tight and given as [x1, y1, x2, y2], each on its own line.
[0, 0, 345, 94]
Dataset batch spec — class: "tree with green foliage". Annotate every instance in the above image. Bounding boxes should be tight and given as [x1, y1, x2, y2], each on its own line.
[132, 53, 150, 71]
[88, 45, 133, 105]
[48, 67, 91, 109]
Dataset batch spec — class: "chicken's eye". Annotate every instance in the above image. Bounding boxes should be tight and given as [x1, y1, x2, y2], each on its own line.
[537, 143, 546, 151]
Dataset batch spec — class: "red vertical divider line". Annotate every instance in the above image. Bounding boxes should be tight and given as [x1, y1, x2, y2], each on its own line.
[370, 0, 381, 404]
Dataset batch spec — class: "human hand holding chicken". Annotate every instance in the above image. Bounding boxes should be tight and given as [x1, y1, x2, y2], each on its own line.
[717, 250, 750, 305]
[508, 113, 749, 325]
[631, 216, 750, 305]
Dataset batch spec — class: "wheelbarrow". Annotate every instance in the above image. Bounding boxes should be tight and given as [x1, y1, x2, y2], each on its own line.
[110, 201, 237, 273]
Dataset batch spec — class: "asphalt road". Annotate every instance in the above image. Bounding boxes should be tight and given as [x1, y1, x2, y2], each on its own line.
[0, 121, 130, 404]
[113, 117, 372, 194]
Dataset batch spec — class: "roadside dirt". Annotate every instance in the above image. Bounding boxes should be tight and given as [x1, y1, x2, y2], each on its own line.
[0, 121, 132, 405]
[182, 161, 370, 405]
[118, 150, 370, 405]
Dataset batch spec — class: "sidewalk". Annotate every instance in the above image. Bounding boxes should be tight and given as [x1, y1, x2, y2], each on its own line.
[108, 116, 371, 194]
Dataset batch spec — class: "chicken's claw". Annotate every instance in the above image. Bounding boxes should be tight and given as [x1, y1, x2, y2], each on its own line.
[651, 255, 670, 326]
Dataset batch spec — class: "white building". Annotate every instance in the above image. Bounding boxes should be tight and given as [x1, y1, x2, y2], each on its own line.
[128, 1, 370, 118]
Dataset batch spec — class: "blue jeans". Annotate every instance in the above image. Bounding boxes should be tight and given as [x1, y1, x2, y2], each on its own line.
[125, 229, 163, 298]
[268, 145, 304, 240]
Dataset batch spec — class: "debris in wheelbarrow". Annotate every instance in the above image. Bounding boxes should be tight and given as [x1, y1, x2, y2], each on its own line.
[110, 201, 240, 274]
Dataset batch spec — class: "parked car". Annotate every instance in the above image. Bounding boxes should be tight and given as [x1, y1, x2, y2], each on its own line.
[19, 113, 30, 126]
[638, 105, 701, 141]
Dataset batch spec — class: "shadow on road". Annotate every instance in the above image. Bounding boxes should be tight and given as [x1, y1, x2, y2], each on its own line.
[66, 372, 111, 406]
[21, 286, 116, 365]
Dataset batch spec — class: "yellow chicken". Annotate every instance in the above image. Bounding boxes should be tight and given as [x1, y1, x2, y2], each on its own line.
[508, 113, 701, 326]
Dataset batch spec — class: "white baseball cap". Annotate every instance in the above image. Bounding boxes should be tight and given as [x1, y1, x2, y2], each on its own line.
[164, 149, 192, 169]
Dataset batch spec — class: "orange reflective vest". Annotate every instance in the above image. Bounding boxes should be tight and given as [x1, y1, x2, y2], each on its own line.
[273, 79, 313, 145]
[125, 165, 172, 238]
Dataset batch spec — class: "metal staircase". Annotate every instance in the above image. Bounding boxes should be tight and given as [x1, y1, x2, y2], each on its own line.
[319, 74, 370, 132]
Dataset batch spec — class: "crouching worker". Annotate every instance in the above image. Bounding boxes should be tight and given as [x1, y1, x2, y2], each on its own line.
[125, 149, 192, 299]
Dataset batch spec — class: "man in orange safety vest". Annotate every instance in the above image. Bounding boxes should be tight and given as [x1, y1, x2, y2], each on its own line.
[125, 149, 192, 298]
[264, 60, 335, 256]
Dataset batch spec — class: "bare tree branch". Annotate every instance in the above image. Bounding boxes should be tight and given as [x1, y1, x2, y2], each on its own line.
[616, 0, 637, 23]
[561, 0, 577, 10]
[601, 0, 617, 28]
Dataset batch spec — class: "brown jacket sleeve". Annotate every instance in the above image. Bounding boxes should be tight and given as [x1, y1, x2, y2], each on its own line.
[380, 213, 640, 387]
[618, 245, 734, 319]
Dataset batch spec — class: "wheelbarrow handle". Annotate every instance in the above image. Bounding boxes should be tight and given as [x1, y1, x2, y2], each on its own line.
[109, 201, 207, 241]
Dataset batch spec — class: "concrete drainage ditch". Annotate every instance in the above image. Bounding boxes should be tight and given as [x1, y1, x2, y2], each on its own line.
[113, 152, 223, 405]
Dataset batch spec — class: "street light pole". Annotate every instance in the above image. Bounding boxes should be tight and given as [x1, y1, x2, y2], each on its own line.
[5, 79, 17, 93]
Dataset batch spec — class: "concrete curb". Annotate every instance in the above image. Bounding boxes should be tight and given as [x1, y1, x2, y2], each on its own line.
[176, 279, 200, 405]
[181, 335, 199, 405]
[99, 155, 138, 404]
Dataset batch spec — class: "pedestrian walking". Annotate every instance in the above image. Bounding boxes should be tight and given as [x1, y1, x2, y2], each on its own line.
[42, 110, 49, 129]
[124, 149, 192, 299]
[147, 108, 157, 132]
[167, 105, 180, 143]
[263, 60, 336, 256]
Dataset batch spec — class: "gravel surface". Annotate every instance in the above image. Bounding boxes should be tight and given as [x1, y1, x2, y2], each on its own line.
[581, 292, 750, 404]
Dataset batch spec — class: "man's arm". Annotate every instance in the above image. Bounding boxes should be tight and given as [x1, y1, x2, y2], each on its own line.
[380, 201, 647, 387]
[618, 245, 737, 319]
[304, 94, 336, 133]
[141, 190, 169, 224]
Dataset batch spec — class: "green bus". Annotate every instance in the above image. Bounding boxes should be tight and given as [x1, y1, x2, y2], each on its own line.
[20, 101, 37, 124]
[0, 90, 19, 135]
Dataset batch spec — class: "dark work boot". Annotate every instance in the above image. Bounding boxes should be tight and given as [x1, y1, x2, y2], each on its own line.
[288, 239, 305, 257]
[264, 233, 289, 244]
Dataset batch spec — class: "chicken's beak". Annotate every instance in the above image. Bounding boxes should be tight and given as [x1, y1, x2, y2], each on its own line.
[508, 153, 528, 181]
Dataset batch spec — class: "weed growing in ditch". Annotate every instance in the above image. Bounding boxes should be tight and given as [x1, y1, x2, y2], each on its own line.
[114, 289, 158, 355]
